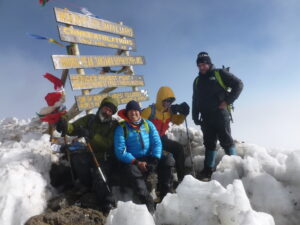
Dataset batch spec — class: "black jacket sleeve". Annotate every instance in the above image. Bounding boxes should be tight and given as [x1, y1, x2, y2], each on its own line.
[220, 69, 244, 105]
[192, 77, 200, 121]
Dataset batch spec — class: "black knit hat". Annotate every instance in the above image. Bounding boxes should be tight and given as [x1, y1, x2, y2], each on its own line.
[196, 52, 212, 65]
[126, 100, 141, 113]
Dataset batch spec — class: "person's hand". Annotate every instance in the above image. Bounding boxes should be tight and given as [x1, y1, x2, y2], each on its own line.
[170, 104, 181, 114]
[179, 102, 190, 116]
[219, 101, 228, 109]
[136, 161, 148, 172]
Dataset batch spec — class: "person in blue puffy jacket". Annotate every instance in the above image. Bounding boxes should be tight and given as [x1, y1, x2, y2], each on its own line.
[114, 100, 174, 213]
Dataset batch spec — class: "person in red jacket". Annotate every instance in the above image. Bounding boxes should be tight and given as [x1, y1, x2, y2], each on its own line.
[141, 86, 190, 181]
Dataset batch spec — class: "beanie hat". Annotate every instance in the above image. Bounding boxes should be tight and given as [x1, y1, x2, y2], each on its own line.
[126, 100, 141, 113]
[196, 52, 212, 65]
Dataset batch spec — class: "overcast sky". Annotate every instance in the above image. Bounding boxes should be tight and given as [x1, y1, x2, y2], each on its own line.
[0, 0, 299, 149]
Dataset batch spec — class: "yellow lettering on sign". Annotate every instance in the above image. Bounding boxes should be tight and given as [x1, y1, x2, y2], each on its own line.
[53, 55, 145, 69]
[70, 75, 144, 90]
[59, 26, 135, 50]
[55, 8, 134, 37]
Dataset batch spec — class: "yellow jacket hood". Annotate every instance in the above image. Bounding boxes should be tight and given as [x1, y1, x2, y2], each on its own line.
[155, 86, 175, 111]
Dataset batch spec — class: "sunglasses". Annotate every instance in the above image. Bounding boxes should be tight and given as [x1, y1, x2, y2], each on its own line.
[163, 98, 175, 103]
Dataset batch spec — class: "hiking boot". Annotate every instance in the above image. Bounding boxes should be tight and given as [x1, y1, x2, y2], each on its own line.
[146, 200, 155, 214]
[139, 194, 155, 214]
[102, 202, 116, 215]
[196, 167, 214, 182]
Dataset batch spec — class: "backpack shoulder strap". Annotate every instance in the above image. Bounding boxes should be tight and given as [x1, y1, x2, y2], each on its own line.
[119, 120, 150, 139]
[143, 119, 150, 133]
[148, 104, 156, 121]
[214, 70, 234, 114]
[214, 70, 228, 91]
[119, 121, 128, 139]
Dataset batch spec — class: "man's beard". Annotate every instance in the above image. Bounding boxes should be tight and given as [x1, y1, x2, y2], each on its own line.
[99, 111, 112, 122]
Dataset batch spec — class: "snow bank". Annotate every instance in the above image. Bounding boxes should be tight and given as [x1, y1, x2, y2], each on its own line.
[167, 125, 300, 225]
[106, 201, 155, 225]
[155, 176, 274, 225]
[0, 118, 53, 225]
[0, 119, 299, 225]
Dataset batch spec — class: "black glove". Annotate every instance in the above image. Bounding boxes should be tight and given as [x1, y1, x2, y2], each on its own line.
[56, 117, 67, 135]
[75, 126, 90, 139]
[147, 156, 159, 173]
[170, 104, 181, 114]
[194, 118, 201, 126]
[179, 102, 190, 116]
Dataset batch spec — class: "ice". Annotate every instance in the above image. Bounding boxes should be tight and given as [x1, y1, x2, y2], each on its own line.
[0, 117, 53, 225]
[155, 176, 274, 225]
[106, 201, 155, 225]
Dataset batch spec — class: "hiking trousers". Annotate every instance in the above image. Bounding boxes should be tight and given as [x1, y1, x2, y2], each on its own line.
[161, 136, 185, 181]
[70, 152, 117, 206]
[120, 154, 174, 200]
[200, 109, 234, 151]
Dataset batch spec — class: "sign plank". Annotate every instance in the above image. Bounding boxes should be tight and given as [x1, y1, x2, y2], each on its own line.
[54, 8, 134, 38]
[58, 26, 136, 51]
[52, 55, 145, 69]
[75, 91, 149, 110]
[70, 74, 144, 90]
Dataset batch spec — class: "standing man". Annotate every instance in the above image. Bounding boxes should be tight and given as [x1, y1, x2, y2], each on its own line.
[56, 96, 119, 213]
[141, 86, 190, 182]
[192, 52, 243, 181]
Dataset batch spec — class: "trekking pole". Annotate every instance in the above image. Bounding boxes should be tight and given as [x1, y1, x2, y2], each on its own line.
[184, 118, 196, 177]
[84, 137, 111, 193]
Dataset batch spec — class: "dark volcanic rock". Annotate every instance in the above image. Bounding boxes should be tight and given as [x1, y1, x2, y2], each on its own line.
[25, 206, 106, 225]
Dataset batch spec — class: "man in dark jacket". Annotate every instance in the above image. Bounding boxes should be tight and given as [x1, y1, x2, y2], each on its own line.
[192, 52, 243, 181]
[56, 96, 119, 213]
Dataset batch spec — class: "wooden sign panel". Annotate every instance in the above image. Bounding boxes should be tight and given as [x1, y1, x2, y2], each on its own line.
[54, 8, 134, 38]
[52, 55, 145, 69]
[75, 91, 149, 110]
[58, 26, 136, 51]
[70, 74, 144, 90]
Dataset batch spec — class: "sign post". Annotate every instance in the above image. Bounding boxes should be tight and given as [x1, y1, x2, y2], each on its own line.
[50, 8, 148, 120]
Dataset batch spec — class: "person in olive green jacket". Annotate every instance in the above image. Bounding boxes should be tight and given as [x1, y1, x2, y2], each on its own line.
[56, 96, 119, 213]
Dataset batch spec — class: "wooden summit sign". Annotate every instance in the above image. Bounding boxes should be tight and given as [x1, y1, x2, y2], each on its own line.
[76, 91, 149, 111]
[54, 8, 134, 37]
[51, 8, 148, 117]
[70, 74, 145, 90]
[58, 26, 136, 51]
[52, 55, 145, 69]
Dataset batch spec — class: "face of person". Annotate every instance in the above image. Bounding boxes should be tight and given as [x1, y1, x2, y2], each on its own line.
[162, 98, 173, 110]
[127, 110, 141, 122]
[198, 63, 210, 74]
[100, 106, 113, 120]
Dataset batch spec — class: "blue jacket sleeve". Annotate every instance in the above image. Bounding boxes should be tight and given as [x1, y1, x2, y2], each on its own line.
[114, 125, 136, 164]
[147, 120, 162, 159]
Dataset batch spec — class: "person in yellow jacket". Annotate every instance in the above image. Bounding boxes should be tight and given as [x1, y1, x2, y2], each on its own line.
[141, 86, 190, 181]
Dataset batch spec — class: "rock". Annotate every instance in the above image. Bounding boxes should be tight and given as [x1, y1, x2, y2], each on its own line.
[25, 206, 106, 225]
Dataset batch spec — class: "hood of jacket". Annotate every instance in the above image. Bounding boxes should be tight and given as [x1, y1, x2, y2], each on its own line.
[96, 96, 118, 117]
[155, 86, 176, 111]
